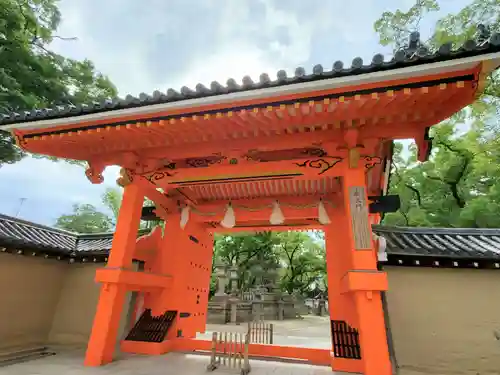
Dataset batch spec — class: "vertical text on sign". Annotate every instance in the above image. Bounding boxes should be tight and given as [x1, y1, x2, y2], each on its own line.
[348, 186, 372, 250]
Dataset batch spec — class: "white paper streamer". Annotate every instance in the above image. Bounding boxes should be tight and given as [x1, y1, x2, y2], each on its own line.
[220, 204, 236, 228]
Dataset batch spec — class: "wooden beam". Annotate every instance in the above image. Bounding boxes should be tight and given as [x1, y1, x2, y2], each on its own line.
[213, 223, 324, 233]
[23, 129, 342, 163]
[144, 156, 350, 188]
[194, 196, 338, 209]
[132, 176, 177, 216]
[138, 130, 342, 160]
[189, 196, 337, 223]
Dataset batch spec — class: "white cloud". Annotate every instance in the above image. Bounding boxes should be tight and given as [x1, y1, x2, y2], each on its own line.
[0, 157, 120, 224]
[173, 46, 279, 88]
[48, 0, 371, 95]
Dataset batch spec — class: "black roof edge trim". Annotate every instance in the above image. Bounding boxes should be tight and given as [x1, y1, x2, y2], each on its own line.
[2, 34, 499, 127]
[386, 252, 500, 262]
[23, 73, 474, 139]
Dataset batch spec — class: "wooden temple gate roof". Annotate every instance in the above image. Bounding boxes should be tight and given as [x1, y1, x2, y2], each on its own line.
[2, 30, 500, 225]
[1, 32, 500, 128]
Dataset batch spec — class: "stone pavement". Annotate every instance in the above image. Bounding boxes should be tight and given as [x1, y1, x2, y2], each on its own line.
[0, 351, 347, 375]
[199, 315, 332, 348]
[0, 316, 347, 375]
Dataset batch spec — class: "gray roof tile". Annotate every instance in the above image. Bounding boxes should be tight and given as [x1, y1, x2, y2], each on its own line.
[0, 214, 76, 251]
[1, 29, 500, 127]
[1, 214, 499, 261]
[76, 235, 114, 252]
[373, 225, 500, 259]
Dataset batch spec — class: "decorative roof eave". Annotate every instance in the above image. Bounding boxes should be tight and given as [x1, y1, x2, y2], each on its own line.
[373, 224, 500, 262]
[3, 50, 500, 133]
[0, 239, 69, 256]
[2, 240, 499, 269]
[383, 253, 500, 270]
[20, 79, 471, 142]
[373, 224, 500, 236]
[1, 213, 500, 267]
[386, 250, 500, 262]
[0, 245, 109, 263]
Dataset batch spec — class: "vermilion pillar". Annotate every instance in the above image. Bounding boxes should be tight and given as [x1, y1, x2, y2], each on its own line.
[144, 214, 213, 341]
[325, 206, 362, 374]
[325, 168, 391, 375]
[84, 184, 144, 366]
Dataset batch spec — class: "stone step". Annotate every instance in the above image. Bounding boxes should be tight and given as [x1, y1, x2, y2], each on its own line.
[0, 346, 55, 367]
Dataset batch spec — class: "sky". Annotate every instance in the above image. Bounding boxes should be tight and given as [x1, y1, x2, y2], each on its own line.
[0, 0, 471, 226]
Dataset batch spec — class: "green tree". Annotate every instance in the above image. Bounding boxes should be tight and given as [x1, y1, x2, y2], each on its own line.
[213, 232, 280, 292]
[54, 187, 163, 233]
[102, 187, 123, 223]
[55, 203, 113, 233]
[275, 231, 326, 295]
[375, 0, 500, 228]
[374, 0, 500, 111]
[384, 122, 500, 227]
[212, 231, 327, 297]
[0, 0, 117, 166]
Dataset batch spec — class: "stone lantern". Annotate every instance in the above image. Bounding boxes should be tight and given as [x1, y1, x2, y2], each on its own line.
[228, 263, 240, 324]
[252, 263, 264, 288]
[214, 263, 228, 297]
[229, 264, 239, 296]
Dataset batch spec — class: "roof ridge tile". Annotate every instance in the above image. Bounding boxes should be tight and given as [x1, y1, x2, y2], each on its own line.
[2, 28, 500, 126]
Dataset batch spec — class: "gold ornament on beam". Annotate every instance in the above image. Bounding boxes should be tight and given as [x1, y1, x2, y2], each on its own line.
[116, 167, 134, 187]
[348, 148, 361, 169]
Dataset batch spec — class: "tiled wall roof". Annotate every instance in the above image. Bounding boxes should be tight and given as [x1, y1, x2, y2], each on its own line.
[1, 213, 499, 262]
[373, 226, 500, 260]
[0, 214, 76, 252]
[76, 234, 114, 252]
[1, 31, 500, 126]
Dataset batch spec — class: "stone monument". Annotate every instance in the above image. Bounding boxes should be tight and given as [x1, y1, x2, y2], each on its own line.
[207, 256, 299, 324]
[208, 262, 231, 324]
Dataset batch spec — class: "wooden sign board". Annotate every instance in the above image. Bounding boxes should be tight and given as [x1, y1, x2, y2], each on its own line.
[348, 186, 372, 250]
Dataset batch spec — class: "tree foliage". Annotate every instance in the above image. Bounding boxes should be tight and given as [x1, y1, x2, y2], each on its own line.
[384, 123, 500, 227]
[55, 203, 114, 233]
[102, 187, 123, 222]
[213, 232, 280, 291]
[276, 231, 326, 295]
[54, 187, 122, 233]
[212, 231, 326, 296]
[53, 187, 162, 233]
[375, 0, 500, 228]
[0, 0, 117, 166]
